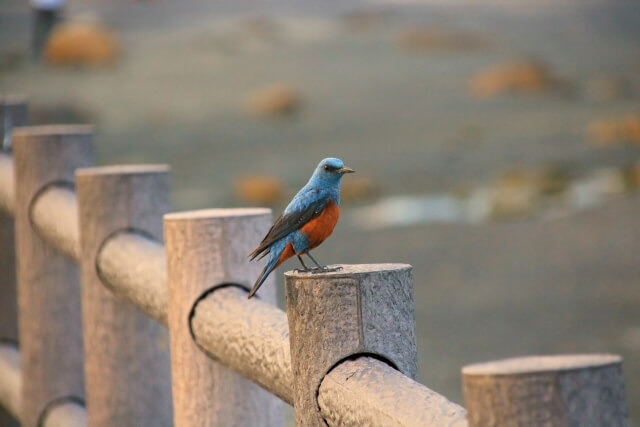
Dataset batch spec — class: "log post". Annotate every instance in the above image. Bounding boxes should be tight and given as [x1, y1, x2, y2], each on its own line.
[164, 208, 284, 427]
[75, 165, 173, 427]
[0, 95, 27, 344]
[462, 354, 628, 426]
[284, 264, 418, 427]
[12, 125, 93, 427]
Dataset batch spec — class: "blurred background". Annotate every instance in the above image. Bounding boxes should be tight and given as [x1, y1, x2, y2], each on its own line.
[1, 0, 639, 423]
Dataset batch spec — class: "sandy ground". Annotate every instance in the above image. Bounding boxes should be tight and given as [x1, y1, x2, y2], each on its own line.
[1, 0, 639, 423]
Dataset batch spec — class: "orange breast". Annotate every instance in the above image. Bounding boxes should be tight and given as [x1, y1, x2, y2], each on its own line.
[300, 199, 340, 250]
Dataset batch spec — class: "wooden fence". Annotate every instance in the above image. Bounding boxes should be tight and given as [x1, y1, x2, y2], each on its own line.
[0, 97, 629, 426]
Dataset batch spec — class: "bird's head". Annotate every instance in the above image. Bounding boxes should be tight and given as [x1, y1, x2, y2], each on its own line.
[310, 158, 355, 185]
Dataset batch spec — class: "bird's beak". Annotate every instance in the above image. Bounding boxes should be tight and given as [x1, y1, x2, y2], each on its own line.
[337, 167, 355, 174]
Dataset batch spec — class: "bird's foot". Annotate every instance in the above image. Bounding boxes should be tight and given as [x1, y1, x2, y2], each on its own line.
[310, 265, 343, 274]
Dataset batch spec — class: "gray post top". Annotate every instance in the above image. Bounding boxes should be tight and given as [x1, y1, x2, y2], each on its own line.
[284, 263, 412, 279]
[76, 164, 169, 177]
[462, 354, 623, 376]
[12, 125, 93, 137]
[164, 207, 271, 221]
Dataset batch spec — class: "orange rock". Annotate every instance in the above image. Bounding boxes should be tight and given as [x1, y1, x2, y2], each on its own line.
[245, 84, 301, 117]
[234, 175, 286, 205]
[468, 60, 554, 98]
[588, 114, 640, 145]
[44, 22, 120, 67]
[340, 176, 380, 203]
[342, 9, 386, 32]
[396, 27, 486, 52]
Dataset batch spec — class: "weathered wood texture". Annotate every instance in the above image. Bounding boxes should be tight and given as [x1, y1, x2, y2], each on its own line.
[0, 154, 14, 214]
[319, 356, 468, 427]
[462, 354, 628, 426]
[285, 264, 418, 427]
[97, 232, 168, 324]
[13, 126, 92, 427]
[0, 210, 17, 343]
[76, 165, 173, 427]
[0, 95, 28, 151]
[31, 186, 80, 261]
[0, 154, 18, 427]
[0, 343, 21, 419]
[0, 95, 25, 375]
[164, 208, 284, 427]
[191, 286, 293, 404]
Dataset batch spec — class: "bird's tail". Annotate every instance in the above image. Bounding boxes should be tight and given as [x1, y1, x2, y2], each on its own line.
[247, 255, 279, 299]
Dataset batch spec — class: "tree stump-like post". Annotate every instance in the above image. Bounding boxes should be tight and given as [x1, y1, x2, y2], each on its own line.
[76, 165, 173, 427]
[164, 208, 284, 427]
[12, 126, 93, 427]
[285, 264, 418, 427]
[0, 96, 27, 427]
[0, 96, 27, 344]
[462, 354, 628, 426]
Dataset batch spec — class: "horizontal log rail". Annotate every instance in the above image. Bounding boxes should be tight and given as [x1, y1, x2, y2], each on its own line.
[0, 343, 86, 427]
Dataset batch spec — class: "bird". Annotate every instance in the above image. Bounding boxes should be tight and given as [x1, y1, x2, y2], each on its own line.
[247, 157, 355, 299]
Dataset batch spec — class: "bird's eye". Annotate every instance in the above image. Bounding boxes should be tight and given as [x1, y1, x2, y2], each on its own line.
[324, 165, 329, 170]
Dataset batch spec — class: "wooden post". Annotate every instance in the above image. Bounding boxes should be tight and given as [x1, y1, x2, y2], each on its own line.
[0, 95, 27, 344]
[12, 125, 93, 427]
[164, 208, 284, 427]
[285, 264, 418, 427]
[75, 165, 173, 427]
[462, 354, 628, 426]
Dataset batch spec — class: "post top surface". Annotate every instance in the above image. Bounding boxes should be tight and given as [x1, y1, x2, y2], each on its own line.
[164, 208, 272, 221]
[284, 263, 412, 279]
[76, 164, 169, 177]
[12, 124, 93, 136]
[462, 353, 622, 376]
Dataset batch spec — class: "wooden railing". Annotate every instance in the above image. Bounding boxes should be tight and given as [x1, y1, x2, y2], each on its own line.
[0, 97, 629, 426]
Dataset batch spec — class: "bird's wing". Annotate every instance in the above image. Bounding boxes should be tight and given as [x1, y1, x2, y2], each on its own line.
[249, 189, 330, 260]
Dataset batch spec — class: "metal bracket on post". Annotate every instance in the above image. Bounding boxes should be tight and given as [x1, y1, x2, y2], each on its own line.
[164, 208, 284, 427]
[285, 263, 418, 427]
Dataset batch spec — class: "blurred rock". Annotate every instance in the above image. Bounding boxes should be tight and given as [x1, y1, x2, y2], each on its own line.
[469, 60, 555, 98]
[245, 84, 301, 117]
[44, 22, 120, 67]
[632, 161, 640, 189]
[340, 176, 380, 203]
[587, 114, 640, 145]
[236, 16, 281, 39]
[584, 76, 634, 103]
[349, 195, 467, 230]
[487, 169, 569, 220]
[567, 168, 625, 210]
[487, 170, 539, 219]
[342, 9, 388, 32]
[234, 175, 286, 205]
[395, 27, 486, 52]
